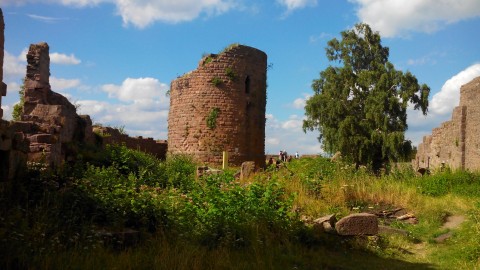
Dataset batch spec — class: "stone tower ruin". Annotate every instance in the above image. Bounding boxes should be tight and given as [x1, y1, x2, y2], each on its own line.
[414, 76, 480, 171]
[168, 44, 267, 167]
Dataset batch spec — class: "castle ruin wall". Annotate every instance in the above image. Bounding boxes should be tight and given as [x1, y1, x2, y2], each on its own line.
[414, 76, 480, 171]
[93, 126, 167, 160]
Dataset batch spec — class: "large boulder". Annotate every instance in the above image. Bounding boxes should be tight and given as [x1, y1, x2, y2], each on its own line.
[335, 213, 378, 236]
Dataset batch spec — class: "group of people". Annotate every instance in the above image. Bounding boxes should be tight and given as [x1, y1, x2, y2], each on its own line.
[267, 150, 300, 169]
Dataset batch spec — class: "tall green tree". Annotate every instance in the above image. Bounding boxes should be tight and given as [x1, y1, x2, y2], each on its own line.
[303, 23, 430, 171]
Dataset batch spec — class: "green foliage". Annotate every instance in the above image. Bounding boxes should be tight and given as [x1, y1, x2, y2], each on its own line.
[206, 107, 220, 129]
[287, 157, 336, 197]
[12, 79, 25, 121]
[225, 67, 236, 81]
[418, 170, 480, 197]
[303, 23, 430, 171]
[211, 77, 223, 87]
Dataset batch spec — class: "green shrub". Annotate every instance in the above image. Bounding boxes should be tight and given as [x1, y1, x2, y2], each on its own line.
[418, 170, 480, 197]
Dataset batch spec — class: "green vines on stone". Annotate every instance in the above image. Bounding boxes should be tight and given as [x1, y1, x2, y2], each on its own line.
[211, 77, 223, 87]
[225, 67, 236, 81]
[207, 107, 220, 129]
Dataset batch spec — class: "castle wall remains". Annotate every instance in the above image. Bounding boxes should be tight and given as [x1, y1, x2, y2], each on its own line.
[414, 76, 480, 171]
[93, 126, 167, 159]
[0, 8, 6, 119]
[168, 45, 267, 167]
[0, 9, 29, 181]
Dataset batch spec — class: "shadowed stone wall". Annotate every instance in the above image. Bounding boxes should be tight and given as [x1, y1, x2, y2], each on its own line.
[168, 45, 267, 167]
[414, 76, 480, 171]
[0, 8, 6, 119]
[93, 126, 167, 160]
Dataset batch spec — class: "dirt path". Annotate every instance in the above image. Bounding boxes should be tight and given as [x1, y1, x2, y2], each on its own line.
[441, 215, 466, 230]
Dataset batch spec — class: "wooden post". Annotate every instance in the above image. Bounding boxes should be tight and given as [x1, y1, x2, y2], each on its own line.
[223, 151, 228, 169]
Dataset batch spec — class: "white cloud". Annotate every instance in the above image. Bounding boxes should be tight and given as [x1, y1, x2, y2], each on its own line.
[1, 105, 11, 120]
[282, 115, 303, 129]
[102, 77, 169, 110]
[18, 48, 29, 62]
[277, 0, 317, 13]
[50, 52, 81, 65]
[291, 93, 310, 109]
[351, 0, 480, 37]
[5, 0, 239, 28]
[4, 51, 25, 81]
[115, 0, 237, 28]
[27, 14, 69, 23]
[430, 63, 480, 115]
[50, 76, 81, 91]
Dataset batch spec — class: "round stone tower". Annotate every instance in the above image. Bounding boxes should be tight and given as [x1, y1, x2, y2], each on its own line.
[168, 44, 267, 167]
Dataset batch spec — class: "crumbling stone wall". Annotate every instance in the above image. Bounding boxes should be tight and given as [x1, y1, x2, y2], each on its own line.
[414, 76, 480, 171]
[0, 8, 6, 119]
[0, 8, 29, 181]
[19, 42, 93, 167]
[93, 126, 167, 159]
[168, 44, 267, 167]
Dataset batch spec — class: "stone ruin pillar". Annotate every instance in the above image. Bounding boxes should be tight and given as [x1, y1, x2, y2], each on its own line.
[23, 42, 54, 115]
[0, 8, 6, 119]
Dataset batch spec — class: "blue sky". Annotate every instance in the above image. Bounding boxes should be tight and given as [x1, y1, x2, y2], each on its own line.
[2, 0, 480, 155]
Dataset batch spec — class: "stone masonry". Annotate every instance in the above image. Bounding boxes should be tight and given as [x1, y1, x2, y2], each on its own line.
[168, 44, 267, 167]
[414, 76, 480, 171]
[93, 126, 167, 160]
[19, 42, 94, 167]
[0, 8, 6, 119]
[0, 8, 29, 181]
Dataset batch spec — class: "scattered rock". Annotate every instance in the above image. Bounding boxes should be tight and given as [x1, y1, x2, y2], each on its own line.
[313, 214, 337, 234]
[434, 231, 453, 243]
[240, 161, 256, 180]
[335, 213, 378, 236]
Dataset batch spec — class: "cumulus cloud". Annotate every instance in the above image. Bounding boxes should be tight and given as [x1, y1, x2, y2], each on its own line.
[5, 0, 239, 28]
[350, 0, 480, 37]
[277, 0, 317, 13]
[77, 99, 169, 139]
[50, 52, 81, 65]
[430, 63, 480, 115]
[3, 51, 25, 81]
[50, 77, 81, 91]
[102, 77, 169, 110]
[73, 77, 171, 138]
